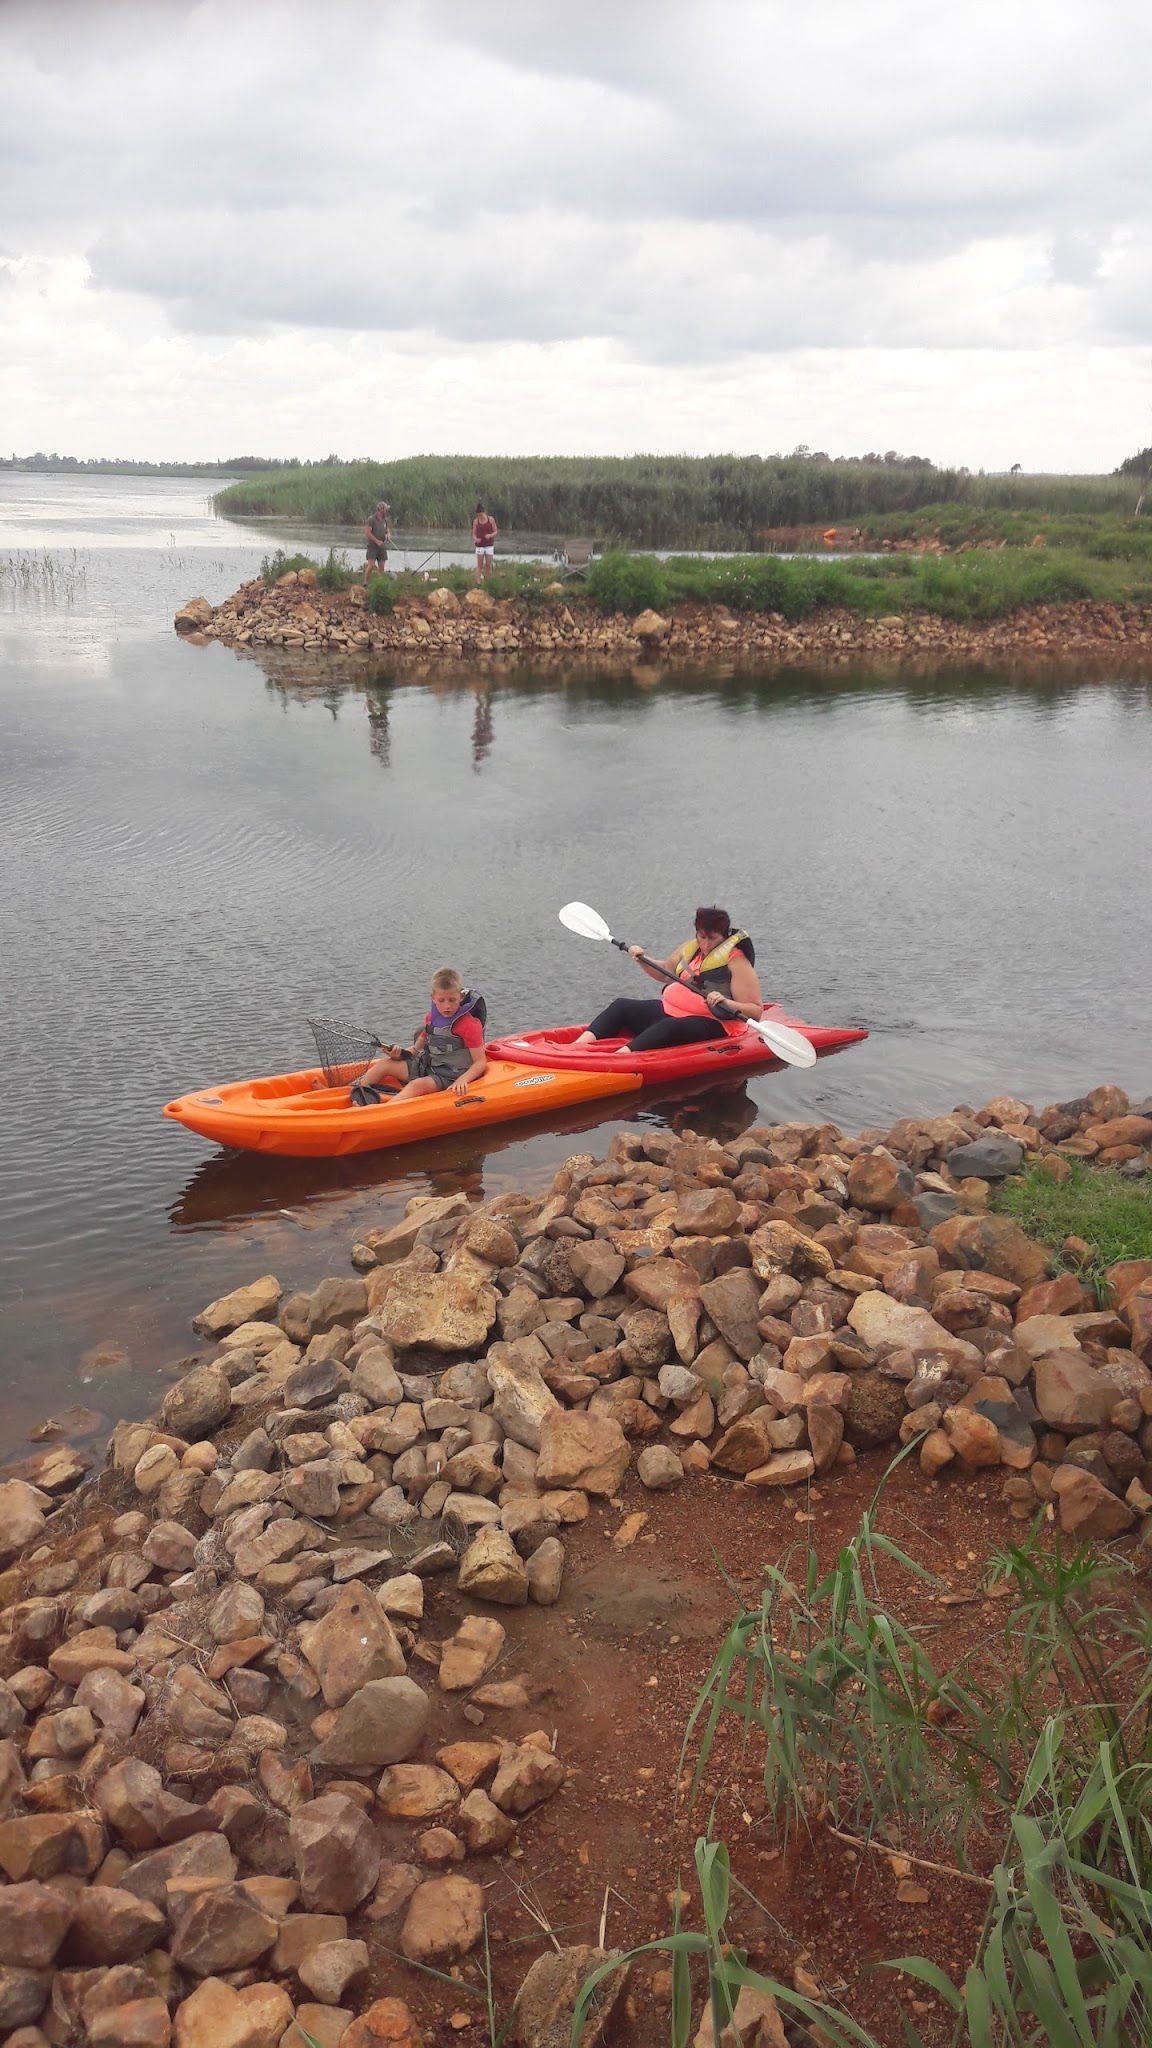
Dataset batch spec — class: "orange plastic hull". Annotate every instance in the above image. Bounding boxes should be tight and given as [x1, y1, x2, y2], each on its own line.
[163, 1059, 640, 1158]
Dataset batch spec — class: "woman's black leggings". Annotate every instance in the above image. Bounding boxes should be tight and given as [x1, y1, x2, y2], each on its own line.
[585, 996, 726, 1052]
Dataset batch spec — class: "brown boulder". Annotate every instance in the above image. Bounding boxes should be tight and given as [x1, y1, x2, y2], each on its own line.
[846, 1151, 915, 1211]
[298, 1582, 406, 1707]
[290, 1795, 381, 1913]
[372, 1272, 497, 1352]
[0, 1881, 74, 1967]
[170, 1885, 278, 1975]
[510, 1944, 629, 2048]
[698, 1269, 767, 1359]
[1051, 1467, 1137, 1541]
[63, 1886, 167, 1965]
[1033, 1352, 1115, 1431]
[400, 1875, 484, 1963]
[536, 1411, 629, 1494]
[343, 1999, 423, 2048]
[490, 1739, 566, 1815]
[929, 1216, 1047, 1287]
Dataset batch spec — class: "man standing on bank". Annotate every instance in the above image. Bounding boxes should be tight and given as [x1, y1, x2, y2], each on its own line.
[364, 499, 392, 585]
[472, 501, 498, 583]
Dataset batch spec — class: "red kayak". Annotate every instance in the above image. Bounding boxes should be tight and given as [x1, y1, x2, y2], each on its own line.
[487, 1009, 868, 1084]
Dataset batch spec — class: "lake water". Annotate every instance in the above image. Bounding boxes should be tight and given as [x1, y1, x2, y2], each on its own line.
[2, 473, 1150, 1461]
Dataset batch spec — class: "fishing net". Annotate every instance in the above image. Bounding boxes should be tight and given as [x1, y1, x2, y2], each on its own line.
[307, 1017, 383, 1087]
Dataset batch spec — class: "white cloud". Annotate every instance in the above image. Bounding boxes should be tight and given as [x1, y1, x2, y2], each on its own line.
[1, 0, 1149, 464]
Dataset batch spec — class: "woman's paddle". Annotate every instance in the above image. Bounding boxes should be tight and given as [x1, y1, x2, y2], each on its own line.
[558, 901, 818, 1069]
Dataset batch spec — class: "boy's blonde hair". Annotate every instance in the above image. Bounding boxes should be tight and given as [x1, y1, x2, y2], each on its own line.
[431, 967, 463, 993]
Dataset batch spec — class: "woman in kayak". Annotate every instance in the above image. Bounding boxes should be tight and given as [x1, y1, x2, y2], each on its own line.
[353, 969, 488, 1105]
[573, 908, 764, 1052]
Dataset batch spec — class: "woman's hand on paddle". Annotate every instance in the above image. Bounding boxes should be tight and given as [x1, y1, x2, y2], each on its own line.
[705, 990, 727, 1013]
[627, 944, 644, 960]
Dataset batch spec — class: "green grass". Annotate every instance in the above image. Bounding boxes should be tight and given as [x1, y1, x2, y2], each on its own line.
[996, 1161, 1152, 1295]
[580, 1469, 1152, 2046]
[586, 546, 1151, 619]
[217, 454, 1150, 551]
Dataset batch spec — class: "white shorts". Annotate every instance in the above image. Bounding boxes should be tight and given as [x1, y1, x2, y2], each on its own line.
[475, 545, 494, 559]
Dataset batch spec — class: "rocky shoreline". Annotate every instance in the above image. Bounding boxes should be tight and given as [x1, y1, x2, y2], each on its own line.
[2, 1085, 1151, 2047]
[176, 577, 1152, 672]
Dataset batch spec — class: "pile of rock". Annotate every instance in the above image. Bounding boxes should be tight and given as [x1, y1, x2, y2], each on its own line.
[1, 1084, 1150, 2043]
[174, 577, 1152, 672]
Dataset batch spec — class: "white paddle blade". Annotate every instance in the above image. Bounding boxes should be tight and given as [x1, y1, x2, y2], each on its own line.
[749, 1015, 818, 1069]
[559, 901, 613, 943]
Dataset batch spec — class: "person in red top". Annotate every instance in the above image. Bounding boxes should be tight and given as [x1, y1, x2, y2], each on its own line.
[354, 969, 487, 1105]
[472, 501, 499, 583]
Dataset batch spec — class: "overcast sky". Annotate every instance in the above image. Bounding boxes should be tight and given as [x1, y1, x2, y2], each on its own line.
[1, 0, 1148, 469]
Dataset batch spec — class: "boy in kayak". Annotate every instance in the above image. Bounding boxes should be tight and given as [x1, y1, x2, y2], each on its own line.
[353, 969, 487, 1105]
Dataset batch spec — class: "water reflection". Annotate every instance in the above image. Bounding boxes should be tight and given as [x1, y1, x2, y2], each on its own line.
[168, 1078, 762, 1236]
[250, 648, 1152, 775]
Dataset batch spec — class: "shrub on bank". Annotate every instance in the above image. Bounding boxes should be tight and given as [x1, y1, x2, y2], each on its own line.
[587, 551, 670, 613]
[259, 546, 356, 589]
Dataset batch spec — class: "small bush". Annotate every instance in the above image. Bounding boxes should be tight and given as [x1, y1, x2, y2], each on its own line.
[259, 548, 316, 584]
[587, 550, 669, 614]
[314, 547, 355, 591]
[364, 577, 395, 614]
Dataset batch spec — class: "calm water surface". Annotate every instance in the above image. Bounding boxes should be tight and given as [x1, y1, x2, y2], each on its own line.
[2, 474, 1150, 1459]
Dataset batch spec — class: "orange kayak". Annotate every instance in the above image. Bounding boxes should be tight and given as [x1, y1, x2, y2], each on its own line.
[163, 1058, 640, 1158]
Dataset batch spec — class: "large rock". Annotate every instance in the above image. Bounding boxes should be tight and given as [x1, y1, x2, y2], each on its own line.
[673, 1187, 739, 1236]
[511, 1944, 629, 2048]
[438, 1616, 506, 1692]
[342, 1999, 423, 2048]
[1051, 1467, 1137, 1541]
[567, 1242, 626, 1299]
[847, 1292, 978, 1365]
[0, 1481, 47, 1565]
[491, 1739, 566, 1815]
[373, 1273, 497, 1352]
[62, 1886, 166, 1965]
[193, 1275, 281, 1338]
[400, 1875, 484, 1963]
[170, 1885, 278, 1975]
[0, 1812, 106, 1882]
[298, 1582, 406, 1707]
[1126, 1281, 1152, 1365]
[160, 1364, 231, 1440]
[711, 1413, 798, 1475]
[698, 1270, 764, 1360]
[458, 1527, 530, 1606]
[637, 1445, 684, 1490]
[1033, 1352, 1116, 1431]
[290, 1795, 381, 1913]
[536, 1411, 629, 1495]
[847, 1151, 915, 1212]
[944, 1134, 1025, 1179]
[0, 1881, 74, 1968]
[173, 1977, 292, 2048]
[929, 1215, 1047, 1287]
[487, 1349, 560, 1449]
[314, 1676, 431, 1772]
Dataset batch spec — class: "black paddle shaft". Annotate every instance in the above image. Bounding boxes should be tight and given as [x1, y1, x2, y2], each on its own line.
[612, 938, 746, 1023]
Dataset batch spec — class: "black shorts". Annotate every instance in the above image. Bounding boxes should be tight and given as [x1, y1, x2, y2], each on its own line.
[366, 543, 388, 564]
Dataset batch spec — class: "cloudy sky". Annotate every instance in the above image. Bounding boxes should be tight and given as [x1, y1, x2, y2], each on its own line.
[1, 0, 1149, 469]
